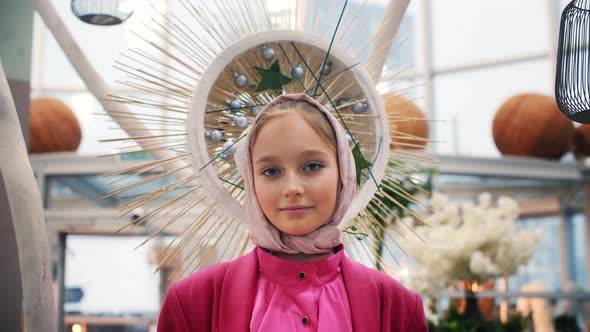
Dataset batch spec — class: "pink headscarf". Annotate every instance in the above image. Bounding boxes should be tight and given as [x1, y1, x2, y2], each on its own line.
[234, 93, 357, 255]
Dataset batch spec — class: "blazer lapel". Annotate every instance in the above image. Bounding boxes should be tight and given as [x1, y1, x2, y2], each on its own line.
[219, 248, 259, 331]
[341, 257, 381, 332]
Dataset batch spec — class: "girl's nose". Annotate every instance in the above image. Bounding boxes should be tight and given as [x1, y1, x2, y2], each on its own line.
[282, 171, 304, 198]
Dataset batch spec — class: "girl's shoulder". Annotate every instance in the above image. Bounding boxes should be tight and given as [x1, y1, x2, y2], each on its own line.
[171, 248, 258, 294]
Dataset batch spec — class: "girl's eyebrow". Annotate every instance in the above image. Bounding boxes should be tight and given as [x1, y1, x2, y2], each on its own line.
[254, 155, 278, 165]
[254, 149, 329, 165]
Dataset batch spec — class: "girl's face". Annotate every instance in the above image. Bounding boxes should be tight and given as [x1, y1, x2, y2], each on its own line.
[251, 111, 339, 236]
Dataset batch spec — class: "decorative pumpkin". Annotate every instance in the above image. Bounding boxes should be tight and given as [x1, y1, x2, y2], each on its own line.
[573, 125, 590, 158]
[29, 98, 81, 153]
[493, 93, 574, 159]
[383, 93, 429, 150]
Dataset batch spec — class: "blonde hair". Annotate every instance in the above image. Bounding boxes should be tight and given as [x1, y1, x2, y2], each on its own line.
[249, 99, 337, 150]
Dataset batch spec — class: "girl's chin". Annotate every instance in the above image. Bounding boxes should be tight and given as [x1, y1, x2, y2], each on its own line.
[277, 224, 319, 237]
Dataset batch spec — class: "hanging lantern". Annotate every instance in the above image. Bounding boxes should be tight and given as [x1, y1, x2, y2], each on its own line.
[555, 0, 590, 124]
[71, 0, 134, 26]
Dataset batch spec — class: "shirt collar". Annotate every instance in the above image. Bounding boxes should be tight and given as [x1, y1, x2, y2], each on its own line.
[256, 245, 344, 287]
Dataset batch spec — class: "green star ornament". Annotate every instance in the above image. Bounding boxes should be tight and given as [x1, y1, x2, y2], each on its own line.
[254, 60, 294, 94]
[351, 142, 373, 185]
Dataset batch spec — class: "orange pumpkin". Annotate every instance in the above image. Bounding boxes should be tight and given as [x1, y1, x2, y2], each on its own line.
[29, 98, 81, 153]
[383, 93, 429, 150]
[573, 125, 590, 158]
[493, 93, 574, 159]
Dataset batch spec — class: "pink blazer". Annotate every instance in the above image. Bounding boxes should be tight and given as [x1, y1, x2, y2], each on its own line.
[157, 248, 428, 331]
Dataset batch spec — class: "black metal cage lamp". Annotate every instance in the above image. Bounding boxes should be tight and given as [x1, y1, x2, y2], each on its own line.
[71, 0, 134, 26]
[556, 0, 590, 124]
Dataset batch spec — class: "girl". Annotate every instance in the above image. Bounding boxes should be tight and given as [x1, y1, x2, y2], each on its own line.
[157, 93, 428, 331]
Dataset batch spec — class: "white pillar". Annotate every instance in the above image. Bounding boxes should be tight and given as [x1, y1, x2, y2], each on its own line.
[366, 0, 411, 83]
[0, 59, 56, 332]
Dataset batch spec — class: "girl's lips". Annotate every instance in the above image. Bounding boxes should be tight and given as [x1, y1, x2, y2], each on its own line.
[280, 206, 313, 217]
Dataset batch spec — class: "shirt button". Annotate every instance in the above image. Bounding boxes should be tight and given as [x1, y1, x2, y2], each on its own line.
[301, 316, 310, 325]
[298, 272, 306, 280]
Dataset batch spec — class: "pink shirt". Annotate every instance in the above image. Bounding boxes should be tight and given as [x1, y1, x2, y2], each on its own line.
[250, 246, 353, 332]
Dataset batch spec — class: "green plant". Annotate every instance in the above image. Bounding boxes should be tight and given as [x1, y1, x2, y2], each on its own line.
[368, 159, 437, 271]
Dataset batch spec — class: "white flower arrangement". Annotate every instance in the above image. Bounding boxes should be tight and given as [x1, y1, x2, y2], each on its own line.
[400, 192, 541, 297]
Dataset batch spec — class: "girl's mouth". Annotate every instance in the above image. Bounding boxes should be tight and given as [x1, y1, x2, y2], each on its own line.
[280, 206, 313, 217]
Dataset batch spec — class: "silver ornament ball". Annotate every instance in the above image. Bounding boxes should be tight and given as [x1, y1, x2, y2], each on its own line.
[222, 142, 237, 158]
[336, 97, 349, 108]
[262, 46, 276, 60]
[233, 73, 248, 87]
[352, 102, 368, 113]
[234, 115, 249, 129]
[250, 106, 261, 117]
[227, 99, 242, 112]
[347, 134, 354, 146]
[208, 129, 223, 143]
[291, 64, 304, 79]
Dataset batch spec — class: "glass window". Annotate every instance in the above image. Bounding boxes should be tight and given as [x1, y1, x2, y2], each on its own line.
[64, 235, 162, 316]
[34, 0, 170, 90]
[509, 217, 562, 292]
[432, 59, 553, 156]
[47, 173, 187, 209]
[431, 0, 550, 69]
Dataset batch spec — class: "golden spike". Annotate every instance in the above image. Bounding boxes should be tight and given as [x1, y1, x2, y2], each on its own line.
[382, 175, 425, 200]
[115, 78, 192, 102]
[135, 191, 206, 247]
[128, 28, 202, 77]
[118, 53, 197, 94]
[103, 153, 190, 177]
[355, 221, 389, 268]
[176, 215, 226, 277]
[389, 151, 437, 164]
[225, 227, 246, 262]
[102, 95, 188, 114]
[217, 223, 242, 262]
[104, 164, 192, 199]
[113, 60, 194, 95]
[162, 203, 220, 272]
[128, 47, 200, 83]
[139, 21, 209, 72]
[336, 0, 369, 44]
[193, 219, 234, 270]
[96, 112, 186, 124]
[341, 235, 355, 260]
[238, 233, 252, 258]
[105, 153, 191, 186]
[117, 188, 200, 233]
[98, 109, 187, 121]
[365, 198, 411, 243]
[363, 212, 402, 264]
[100, 133, 187, 143]
[113, 127, 185, 133]
[177, 0, 226, 54]
[99, 143, 187, 158]
[146, 15, 212, 70]
[158, 203, 218, 267]
[118, 176, 198, 214]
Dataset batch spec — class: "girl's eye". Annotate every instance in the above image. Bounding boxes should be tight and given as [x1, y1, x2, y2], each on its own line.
[304, 162, 323, 172]
[262, 168, 280, 177]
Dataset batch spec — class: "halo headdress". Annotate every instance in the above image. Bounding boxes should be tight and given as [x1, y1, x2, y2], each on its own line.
[103, 0, 433, 279]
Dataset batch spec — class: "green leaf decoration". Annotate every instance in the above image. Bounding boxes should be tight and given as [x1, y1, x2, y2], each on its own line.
[253, 60, 294, 94]
[351, 142, 372, 185]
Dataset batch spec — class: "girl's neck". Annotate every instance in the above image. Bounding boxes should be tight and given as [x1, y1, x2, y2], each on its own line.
[266, 249, 335, 262]
[265, 244, 344, 262]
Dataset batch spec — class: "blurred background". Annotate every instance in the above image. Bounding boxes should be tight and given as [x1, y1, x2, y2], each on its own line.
[2, 0, 589, 331]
